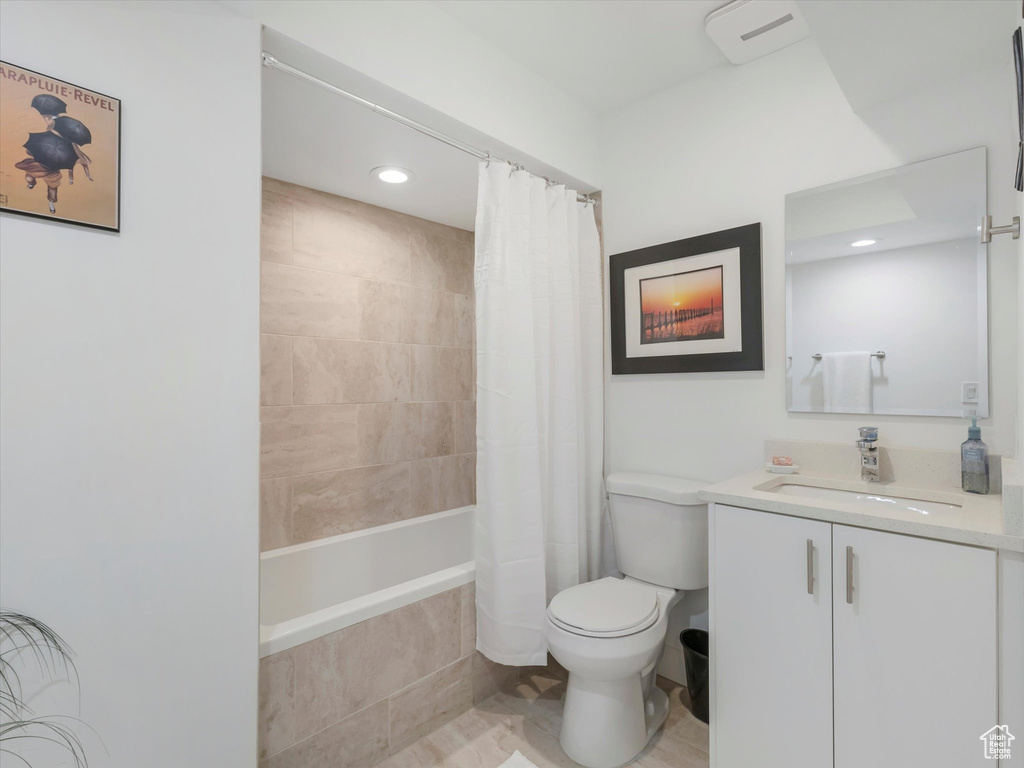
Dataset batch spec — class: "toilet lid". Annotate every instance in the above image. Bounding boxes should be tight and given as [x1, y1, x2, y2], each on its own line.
[547, 578, 659, 637]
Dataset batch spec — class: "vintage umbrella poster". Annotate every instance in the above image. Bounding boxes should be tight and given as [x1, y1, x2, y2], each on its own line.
[0, 61, 120, 232]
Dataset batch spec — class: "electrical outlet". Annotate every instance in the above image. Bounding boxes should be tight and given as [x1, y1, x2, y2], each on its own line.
[962, 382, 979, 404]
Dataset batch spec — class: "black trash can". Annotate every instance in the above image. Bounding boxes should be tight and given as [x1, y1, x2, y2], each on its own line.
[680, 628, 709, 724]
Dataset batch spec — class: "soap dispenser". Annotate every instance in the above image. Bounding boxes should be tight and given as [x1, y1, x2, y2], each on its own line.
[961, 417, 989, 494]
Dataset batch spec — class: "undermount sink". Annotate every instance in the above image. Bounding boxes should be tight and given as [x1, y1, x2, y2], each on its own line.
[769, 484, 962, 517]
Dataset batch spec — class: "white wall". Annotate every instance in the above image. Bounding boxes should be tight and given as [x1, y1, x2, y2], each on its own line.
[600, 39, 1019, 483]
[1019, 112, 1024, 460]
[788, 239, 984, 417]
[0, 2, 260, 766]
[1018, 26, 1024, 462]
[220, 0, 602, 187]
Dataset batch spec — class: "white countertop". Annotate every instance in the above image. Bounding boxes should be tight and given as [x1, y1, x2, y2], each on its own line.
[699, 468, 1023, 553]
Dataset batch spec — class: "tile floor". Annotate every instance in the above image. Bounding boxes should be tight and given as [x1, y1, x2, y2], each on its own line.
[377, 663, 710, 768]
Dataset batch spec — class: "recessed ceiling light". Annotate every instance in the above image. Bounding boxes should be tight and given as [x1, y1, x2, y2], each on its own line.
[372, 166, 413, 184]
[850, 239, 877, 247]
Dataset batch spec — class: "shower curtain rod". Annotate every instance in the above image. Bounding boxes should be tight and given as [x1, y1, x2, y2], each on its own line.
[262, 52, 597, 206]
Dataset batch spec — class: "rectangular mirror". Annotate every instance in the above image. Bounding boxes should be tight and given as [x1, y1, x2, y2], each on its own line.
[785, 147, 987, 417]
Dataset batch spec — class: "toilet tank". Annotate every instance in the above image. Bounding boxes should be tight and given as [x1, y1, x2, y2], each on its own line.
[606, 472, 709, 590]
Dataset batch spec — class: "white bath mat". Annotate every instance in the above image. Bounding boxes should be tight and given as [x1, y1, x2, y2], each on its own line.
[498, 751, 539, 768]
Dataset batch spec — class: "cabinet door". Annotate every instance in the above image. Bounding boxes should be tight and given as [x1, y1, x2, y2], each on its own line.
[711, 505, 833, 768]
[833, 526, 997, 768]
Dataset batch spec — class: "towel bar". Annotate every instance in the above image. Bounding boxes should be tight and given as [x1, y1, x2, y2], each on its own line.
[812, 351, 885, 361]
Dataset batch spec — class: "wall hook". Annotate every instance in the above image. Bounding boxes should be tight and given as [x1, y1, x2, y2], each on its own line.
[980, 215, 1020, 243]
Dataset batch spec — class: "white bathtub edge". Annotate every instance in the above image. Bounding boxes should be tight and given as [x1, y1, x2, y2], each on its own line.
[259, 561, 475, 658]
[260, 506, 475, 561]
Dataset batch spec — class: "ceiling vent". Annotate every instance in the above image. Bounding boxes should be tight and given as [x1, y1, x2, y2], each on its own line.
[705, 0, 811, 65]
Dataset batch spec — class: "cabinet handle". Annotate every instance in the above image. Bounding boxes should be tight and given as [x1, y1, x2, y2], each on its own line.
[806, 539, 814, 595]
[846, 546, 854, 604]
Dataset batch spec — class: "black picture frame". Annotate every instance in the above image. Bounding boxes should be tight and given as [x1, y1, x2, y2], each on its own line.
[0, 60, 121, 233]
[1013, 27, 1022, 191]
[610, 223, 763, 374]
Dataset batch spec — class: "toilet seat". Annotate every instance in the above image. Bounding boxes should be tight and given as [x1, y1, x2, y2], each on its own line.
[547, 577, 659, 638]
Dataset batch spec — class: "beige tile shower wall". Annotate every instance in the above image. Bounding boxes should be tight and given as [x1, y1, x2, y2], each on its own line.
[258, 583, 519, 766]
[259, 178, 476, 551]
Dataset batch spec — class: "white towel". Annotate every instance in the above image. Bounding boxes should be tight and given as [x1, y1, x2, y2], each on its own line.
[822, 352, 872, 414]
[498, 752, 540, 768]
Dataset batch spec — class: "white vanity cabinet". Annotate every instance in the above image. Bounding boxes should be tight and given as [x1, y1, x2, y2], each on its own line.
[712, 505, 834, 768]
[831, 524, 997, 768]
[710, 503, 998, 768]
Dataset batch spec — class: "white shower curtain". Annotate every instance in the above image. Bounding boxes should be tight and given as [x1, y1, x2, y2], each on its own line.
[474, 162, 605, 666]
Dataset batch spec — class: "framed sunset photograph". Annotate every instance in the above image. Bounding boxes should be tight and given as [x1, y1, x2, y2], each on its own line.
[610, 223, 763, 374]
[640, 265, 725, 344]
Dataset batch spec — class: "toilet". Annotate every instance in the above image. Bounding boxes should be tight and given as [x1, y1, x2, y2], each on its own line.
[545, 472, 709, 768]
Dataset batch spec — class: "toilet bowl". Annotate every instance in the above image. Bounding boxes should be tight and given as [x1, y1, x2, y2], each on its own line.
[545, 577, 683, 768]
[545, 473, 708, 768]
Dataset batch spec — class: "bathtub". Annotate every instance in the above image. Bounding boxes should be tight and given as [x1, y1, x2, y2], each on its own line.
[259, 506, 475, 657]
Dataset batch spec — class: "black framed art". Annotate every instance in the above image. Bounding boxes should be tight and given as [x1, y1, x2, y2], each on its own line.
[0, 61, 121, 232]
[610, 223, 763, 374]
